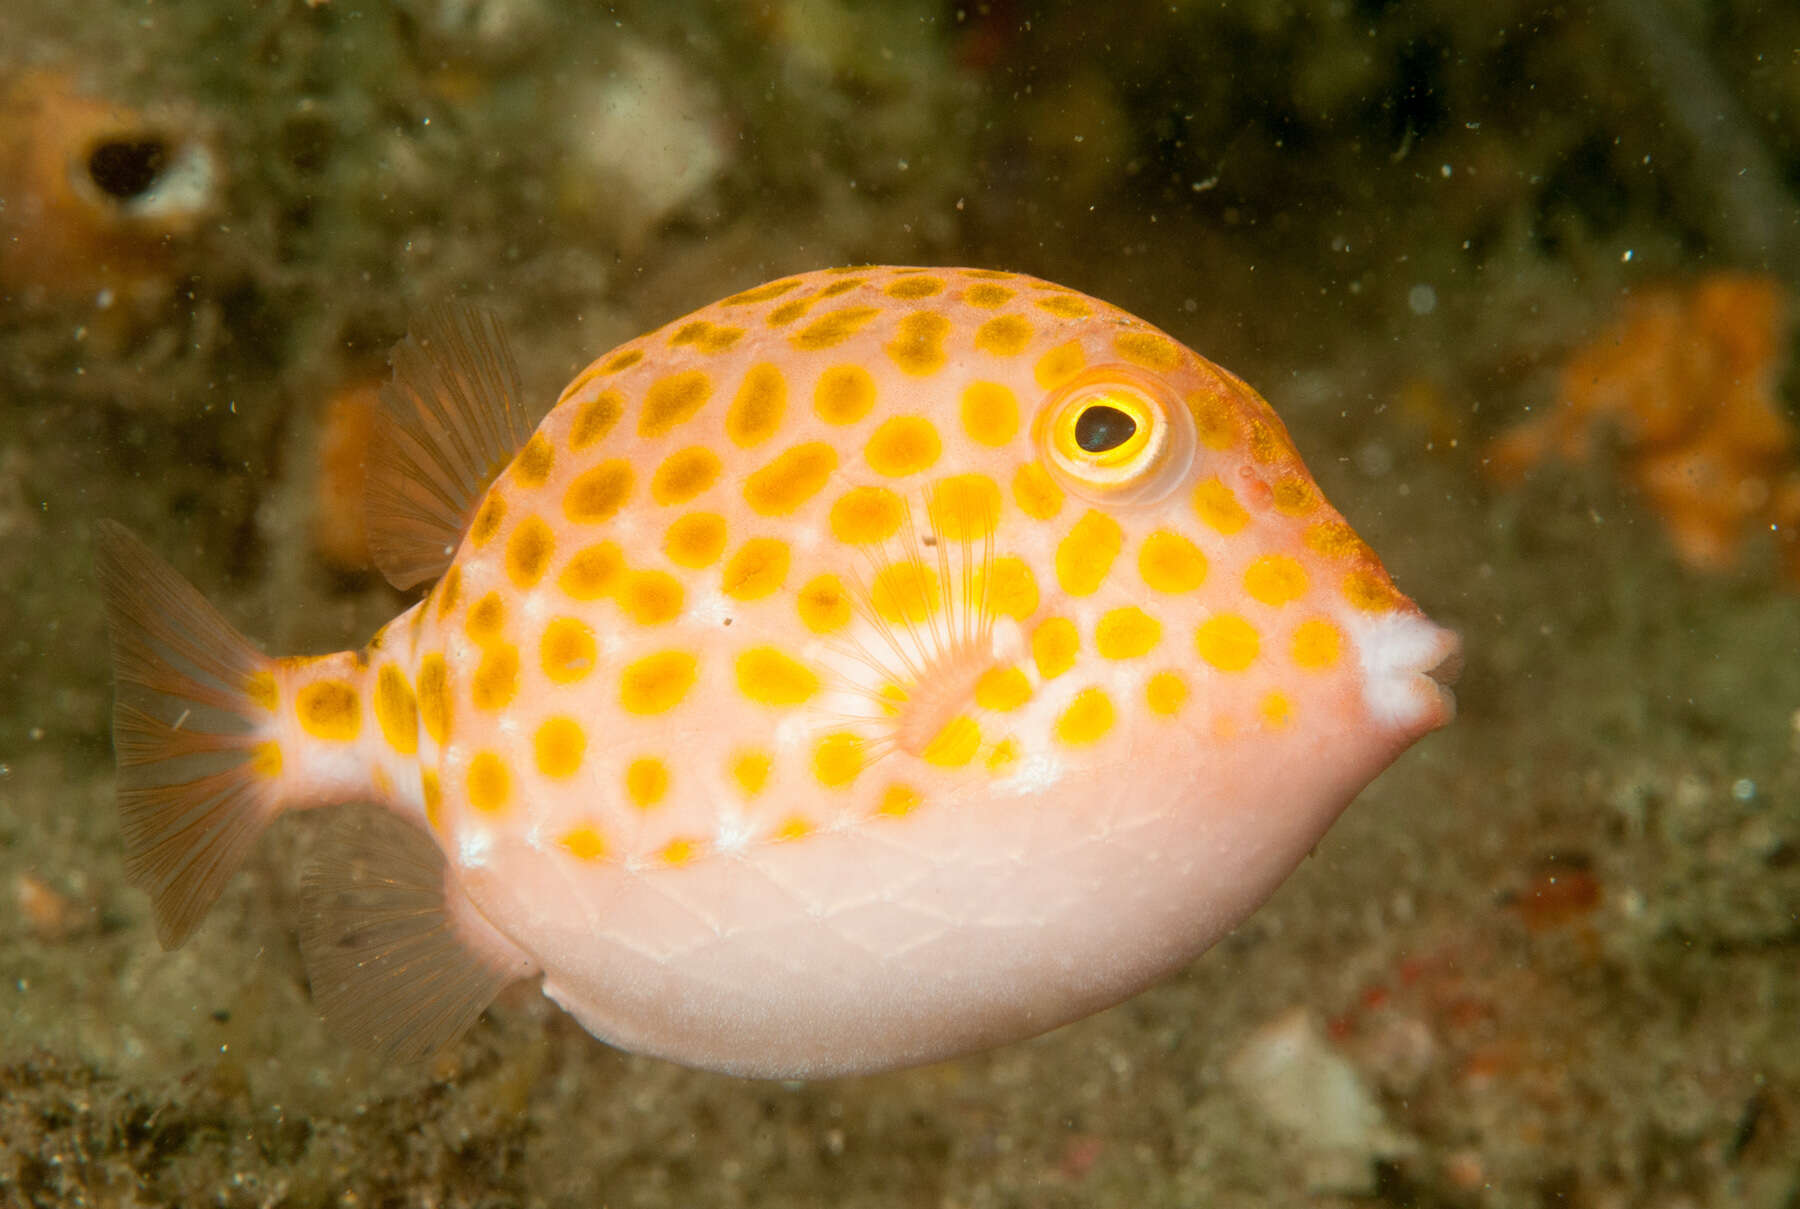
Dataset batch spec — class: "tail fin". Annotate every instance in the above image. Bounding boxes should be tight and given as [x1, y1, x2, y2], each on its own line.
[94, 521, 284, 948]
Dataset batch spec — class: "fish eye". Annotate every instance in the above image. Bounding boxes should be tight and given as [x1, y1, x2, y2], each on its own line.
[1037, 365, 1196, 505]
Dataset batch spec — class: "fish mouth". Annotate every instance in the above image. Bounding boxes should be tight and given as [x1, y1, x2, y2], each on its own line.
[1350, 611, 1462, 736]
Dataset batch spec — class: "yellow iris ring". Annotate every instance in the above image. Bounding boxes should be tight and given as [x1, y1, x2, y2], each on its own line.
[1036, 364, 1196, 505]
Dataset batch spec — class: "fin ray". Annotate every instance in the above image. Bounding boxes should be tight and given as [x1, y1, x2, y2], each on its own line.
[366, 304, 533, 589]
[95, 521, 283, 948]
[299, 807, 537, 1063]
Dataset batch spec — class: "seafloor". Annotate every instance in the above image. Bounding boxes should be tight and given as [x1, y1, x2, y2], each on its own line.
[2, 2, 1797, 1206]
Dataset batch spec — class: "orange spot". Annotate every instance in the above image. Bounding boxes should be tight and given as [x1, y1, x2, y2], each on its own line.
[620, 651, 697, 715]
[664, 512, 727, 568]
[540, 618, 598, 683]
[744, 442, 837, 515]
[721, 538, 791, 600]
[887, 311, 950, 376]
[1054, 689, 1115, 746]
[726, 362, 787, 448]
[534, 717, 586, 778]
[297, 680, 360, 741]
[466, 752, 510, 814]
[651, 446, 723, 506]
[564, 460, 634, 524]
[814, 363, 876, 424]
[639, 370, 712, 437]
[626, 757, 670, 808]
[974, 314, 1033, 356]
[570, 390, 623, 448]
[558, 825, 607, 861]
[865, 416, 942, 477]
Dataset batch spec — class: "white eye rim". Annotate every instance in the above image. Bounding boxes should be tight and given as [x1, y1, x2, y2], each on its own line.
[1036, 364, 1196, 506]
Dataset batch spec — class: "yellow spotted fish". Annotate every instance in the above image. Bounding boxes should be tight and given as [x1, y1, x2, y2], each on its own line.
[96, 266, 1458, 1078]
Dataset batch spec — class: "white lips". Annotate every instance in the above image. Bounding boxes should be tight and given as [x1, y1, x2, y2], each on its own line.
[1346, 609, 1462, 734]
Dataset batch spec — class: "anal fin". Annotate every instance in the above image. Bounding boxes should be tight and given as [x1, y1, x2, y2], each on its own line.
[366, 304, 535, 590]
[299, 807, 538, 1063]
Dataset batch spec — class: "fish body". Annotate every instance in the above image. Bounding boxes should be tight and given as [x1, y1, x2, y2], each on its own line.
[98, 266, 1457, 1078]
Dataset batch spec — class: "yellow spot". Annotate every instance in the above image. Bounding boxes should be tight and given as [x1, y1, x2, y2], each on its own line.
[726, 362, 787, 448]
[722, 278, 800, 305]
[620, 651, 697, 715]
[560, 541, 627, 599]
[664, 512, 727, 569]
[1271, 477, 1318, 515]
[721, 538, 791, 600]
[569, 390, 624, 449]
[469, 493, 504, 546]
[651, 446, 722, 506]
[1186, 391, 1236, 450]
[466, 592, 505, 643]
[1259, 691, 1293, 728]
[639, 370, 712, 438]
[928, 474, 1002, 540]
[559, 825, 607, 861]
[1055, 509, 1123, 595]
[1115, 330, 1180, 371]
[534, 717, 586, 779]
[418, 653, 449, 744]
[887, 311, 951, 376]
[767, 297, 814, 326]
[830, 486, 904, 544]
[1036, 294, 1091, 319]
[1146, 671, 1188, 716]
[884, 275, 944, 299]
[540, 617, 598, 683]
[865, 416, 942, 477]
[1138, 530, 1208, 593]
[472, 643, 520, 710]
[374, 664, 418, 755]
[297, 680, 361, 741]
[791, 305, 880, 351]
[773, 816, 813, 842]
[1012, 462, 1064, 519]
[1305, 521, 1370, 561]
[1054, 689, 1116, 746]
[744, 442, 837, 515]
[1034, 340, 1086, 388]
[977, 556, 1039, 620]
[1291, 619, 1344, 669]
[1095, 606, 1163, 659]
[506, 515, 554, 589]
[513, 434, 554, 486]
[974, 665, 1032, 712]
[732, 750, 772, 797]
[1241, 554, 1307, 607]
[602, 348, 644, 374]
[434, 566, 462, 620]
[245, 670, 278, 712]
[963, 283, 1014, 308]
[1196, 615, 1260, 671]
[658, 838, 698, 866]
[1193, 477, 1249, 535]
[1247, 419, 1289, 464]
[466, 752, 510, 814]
[871, 561, 940, 624]
[798, 574, 852, 633]
[960, 380, 1019, 446]
[1032, 616, 1079, 679]
[878, 783, 922, 817]
[626, 757, 670, 808]
[812, 731, 865, 788]
[1343, 569, 1401, 612]
[987, 737, 1021, 772]
[669, 319, 744, 353]
[813, 363, 876, 424]
[251, 741, 282, 779]
[736, 647, 820, 706]
[974, 314, 1032, 356]
[564, 459, 634, 525]
[922, 716, 982, 767]
[621, 571, 684, 626]
[821, 274, 865, 293]
[422, 769, 442, 831]
[962, 269, 1017, 280]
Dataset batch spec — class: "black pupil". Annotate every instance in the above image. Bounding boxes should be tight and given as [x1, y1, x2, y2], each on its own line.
[88, 138, 168, 201]
[1074, 404, 1137, 453]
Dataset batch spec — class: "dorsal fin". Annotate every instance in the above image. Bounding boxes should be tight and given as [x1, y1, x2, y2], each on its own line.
[366, 303, 533, 590]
